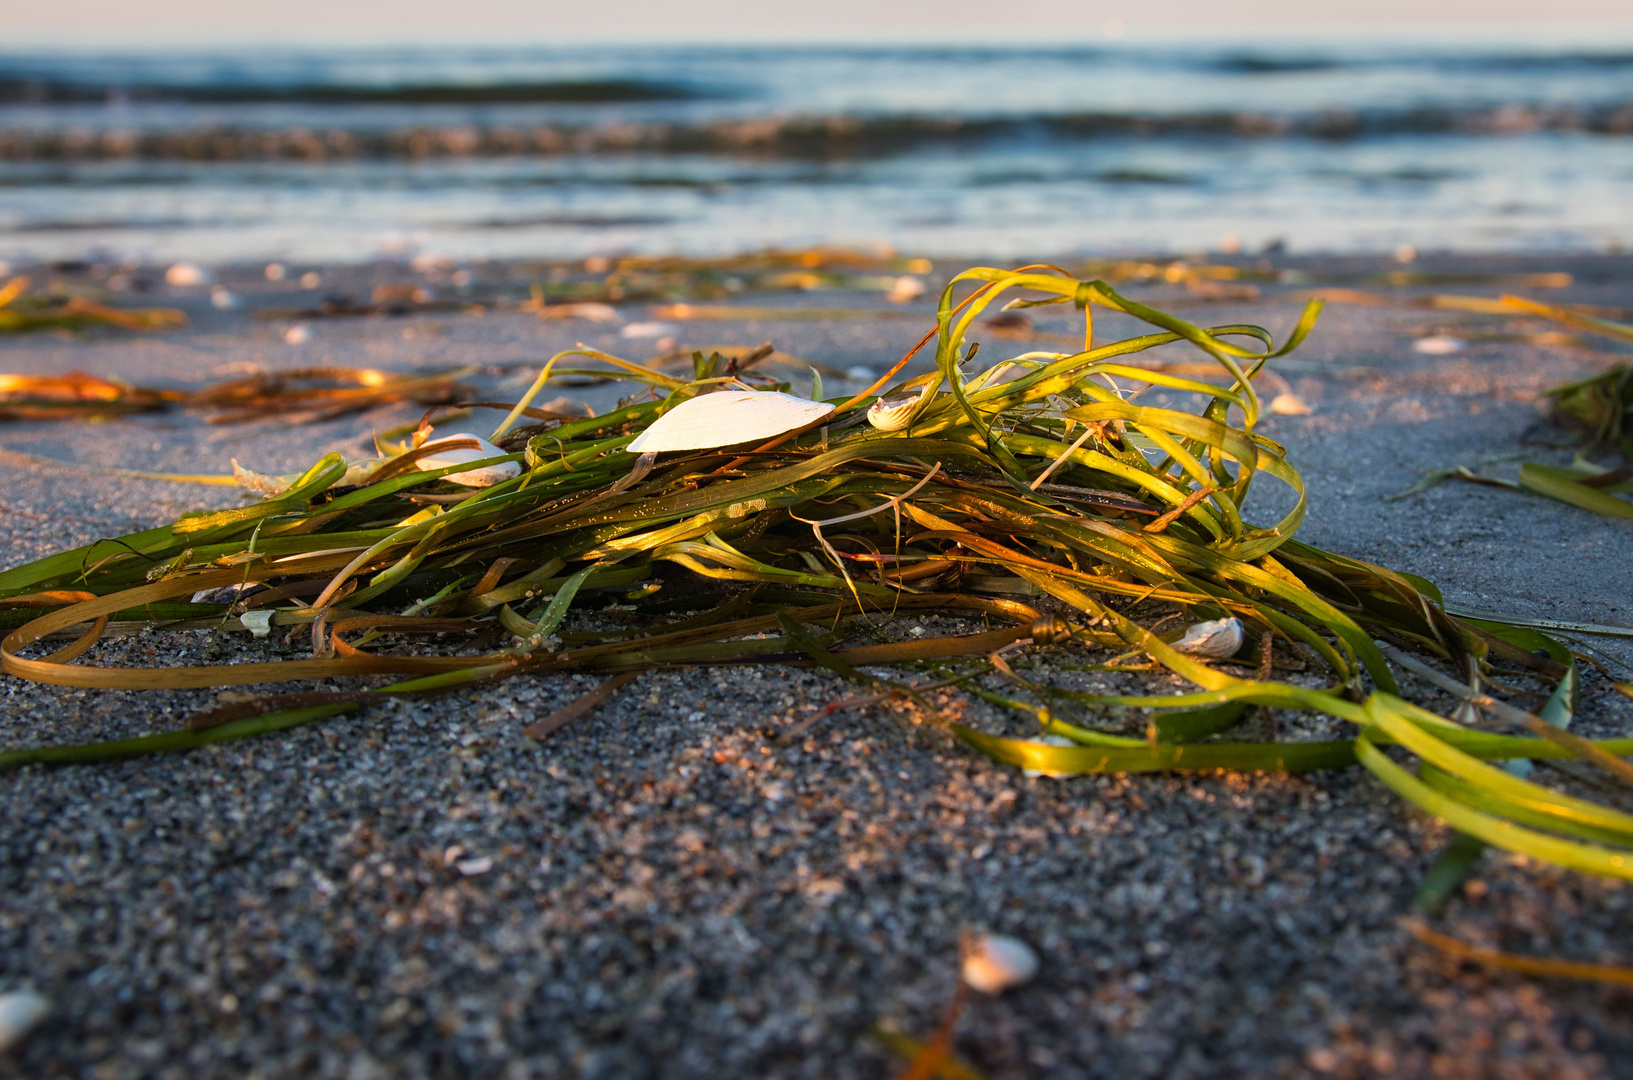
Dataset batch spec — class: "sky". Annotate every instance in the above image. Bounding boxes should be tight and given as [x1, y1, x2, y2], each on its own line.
[9, 0, 1633, 48]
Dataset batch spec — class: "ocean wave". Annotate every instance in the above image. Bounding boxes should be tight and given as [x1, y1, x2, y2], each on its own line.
[1209, 50, 1633, 74]
[1, 104, 1631, 162]
[0, 77, 711, 107]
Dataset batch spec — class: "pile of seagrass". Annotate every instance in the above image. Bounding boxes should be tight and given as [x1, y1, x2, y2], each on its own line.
[3, 264, 1632, 889]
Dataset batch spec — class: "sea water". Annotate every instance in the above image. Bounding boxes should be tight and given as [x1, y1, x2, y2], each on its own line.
[1, 40, 1631, 264]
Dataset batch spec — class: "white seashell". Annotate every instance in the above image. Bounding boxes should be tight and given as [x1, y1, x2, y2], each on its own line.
[1412, 335, 1465, 356]
[164, 262, 212, 287]
[962, 935, 1039, 994]
[620, 321, 679, 339]
[628, 391, 835, 453]
[0, 989, 50, 1053]
[283, 325, 311, 345]
[886, 275, 925, 303]
[537, 302, 619, 322]
[411, 251, 453, 273]
[867, 382, 936, 432]
[210, 286, 239, 310]
[415, 432, 522, 487]
[1021, 733, 1077, 779]
[867, 395, 919, 431]
[1269, 393, 1311, 416]
[1170, 617, 1244, 658]
[240, 610, 274, 638]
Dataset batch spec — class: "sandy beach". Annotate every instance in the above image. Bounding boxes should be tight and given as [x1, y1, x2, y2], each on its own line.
[3, 251, 1633, 1078]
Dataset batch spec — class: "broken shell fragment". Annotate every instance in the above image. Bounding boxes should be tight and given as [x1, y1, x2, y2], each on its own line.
[628, 390, 834, 453]
[415, 433, 521, 487]
[1169, 616, 1244, 658]
[0, 989, 50, 1053]
[962, 934, 1039, 994]
[240, 610, 274, 638]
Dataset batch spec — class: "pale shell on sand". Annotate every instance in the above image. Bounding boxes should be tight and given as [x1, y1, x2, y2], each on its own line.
[628, 391, 834, 453]
[962, 935, 1039, 994]
[1170, 616, 1244, 658]
[415, 433, 522, 487]
[1021, 733, 1078, 779]
[164, 262, 212, 287]
[0, 989, 50, 1053]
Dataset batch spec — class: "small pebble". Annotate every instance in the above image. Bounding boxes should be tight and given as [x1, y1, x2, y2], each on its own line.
[538, 302, 619, 323]
[165, 262, 211, 287]
[962, 935, 1038, 994]
[1269, 393, 1312, 416]
[886, 275, 925, 303]
[1413, 335, 1465, 356]
[264, 262, 286, 281]
[283, 325, 311, 345]
[0, 989, 50, 1053]
[621, 321, 679, 339]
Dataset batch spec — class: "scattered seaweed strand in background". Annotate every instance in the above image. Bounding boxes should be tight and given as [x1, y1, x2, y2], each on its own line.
[1388, 297, 1633, 519]
[1403, 918, 1633, 988]
[0, 275, 186, 334]
[3, 265, 1633, 889]
[0, 371, 177, 421]
[0, 365, 475, 427]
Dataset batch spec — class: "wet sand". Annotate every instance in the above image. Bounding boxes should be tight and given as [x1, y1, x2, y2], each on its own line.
[2, 252, 1632, 1079]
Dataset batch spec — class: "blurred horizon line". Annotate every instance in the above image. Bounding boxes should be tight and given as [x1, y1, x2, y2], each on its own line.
[8, 23, 1633, 54]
